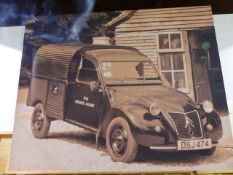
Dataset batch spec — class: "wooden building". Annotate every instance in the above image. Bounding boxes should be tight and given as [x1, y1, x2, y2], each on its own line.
[105, 6, 227, 112]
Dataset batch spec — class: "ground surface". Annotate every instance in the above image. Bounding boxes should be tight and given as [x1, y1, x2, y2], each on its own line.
[8, 88, 233, 173]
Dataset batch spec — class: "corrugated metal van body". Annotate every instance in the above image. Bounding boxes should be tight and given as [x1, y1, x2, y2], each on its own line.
[32, 44, 83, 80]
[27, 44, 84, 120]
[27, 44, 138, 120]
[27, 77, 48, 106]
[46, 80, 66, 120]
[27, 78, 66, 120]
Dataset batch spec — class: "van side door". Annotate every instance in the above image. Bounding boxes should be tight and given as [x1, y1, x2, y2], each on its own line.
[65, 58, 103, 128]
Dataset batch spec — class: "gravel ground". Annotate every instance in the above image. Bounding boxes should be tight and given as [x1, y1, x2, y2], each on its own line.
[8, 102, 233, 173]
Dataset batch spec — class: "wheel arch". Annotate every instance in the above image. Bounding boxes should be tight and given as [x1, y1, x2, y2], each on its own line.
[32, 99, 43, 107]
[100, 107, 135, 138]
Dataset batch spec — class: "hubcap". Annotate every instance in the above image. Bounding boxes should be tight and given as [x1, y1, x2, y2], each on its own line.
[33, 110, 44, 133]
[110, 125, 128, 156]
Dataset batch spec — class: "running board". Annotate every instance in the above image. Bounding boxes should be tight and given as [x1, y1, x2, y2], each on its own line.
[65, 119, 98, 133]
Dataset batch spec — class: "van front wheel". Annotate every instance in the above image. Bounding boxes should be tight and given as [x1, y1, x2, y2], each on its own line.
[106, 117, 138, 162]
[31, 103, 50, 138]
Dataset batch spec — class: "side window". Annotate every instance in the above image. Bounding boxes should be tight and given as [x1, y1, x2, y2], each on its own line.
[77, 59, 98, 83]
[68, 55, 82, 81]
[82, 58, 96, 69]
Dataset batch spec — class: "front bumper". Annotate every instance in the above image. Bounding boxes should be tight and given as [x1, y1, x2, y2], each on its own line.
[150, 142, 218, 151]
[132, 109, 222, 148]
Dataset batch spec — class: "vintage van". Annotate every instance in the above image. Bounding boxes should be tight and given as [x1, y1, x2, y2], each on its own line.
[27, 44, 223, 162]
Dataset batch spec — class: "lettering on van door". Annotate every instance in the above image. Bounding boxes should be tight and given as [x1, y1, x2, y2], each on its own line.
[75, 96, 95, 108]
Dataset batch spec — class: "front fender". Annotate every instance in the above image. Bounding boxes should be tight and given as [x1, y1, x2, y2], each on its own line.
[100, 104, 171, 146]
[118, 104, 164, 131]
[117, 104, 169, 146]
[206, 110, 223, 142]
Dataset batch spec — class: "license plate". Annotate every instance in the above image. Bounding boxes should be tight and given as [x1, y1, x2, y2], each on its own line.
[177, 139, 212, 151]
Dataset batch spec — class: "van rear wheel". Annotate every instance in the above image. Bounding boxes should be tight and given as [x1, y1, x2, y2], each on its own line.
[31, 103, 50, 138]
[106, 117, 138, 162]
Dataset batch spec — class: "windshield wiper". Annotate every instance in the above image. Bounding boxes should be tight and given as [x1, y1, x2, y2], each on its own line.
[145, 77, 161, 80]
[137, 76, 161, 81]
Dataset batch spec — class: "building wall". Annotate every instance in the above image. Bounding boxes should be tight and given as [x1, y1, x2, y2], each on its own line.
[115, 6, 213, 33]
[116, 30, 195, 99]
[116, 31, 158, 65]
[114, 6, 214, 99]
[115, 6, 214, 63]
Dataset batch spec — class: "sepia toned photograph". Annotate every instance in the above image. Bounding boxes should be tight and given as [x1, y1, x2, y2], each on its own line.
[9, 5, 233, 173]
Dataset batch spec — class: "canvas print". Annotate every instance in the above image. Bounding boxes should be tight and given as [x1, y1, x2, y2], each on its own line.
[9, 6, 233, 173]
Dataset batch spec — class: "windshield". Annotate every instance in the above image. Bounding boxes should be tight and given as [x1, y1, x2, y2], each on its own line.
[100, 61, 161, 83]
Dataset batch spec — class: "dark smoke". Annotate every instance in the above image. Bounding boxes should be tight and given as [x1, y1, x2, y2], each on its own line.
[0, 0, 36, 26]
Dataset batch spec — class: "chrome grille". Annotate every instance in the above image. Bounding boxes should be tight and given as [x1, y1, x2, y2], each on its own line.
[169, 110, 203, 139]
[167, 96, 187, 109]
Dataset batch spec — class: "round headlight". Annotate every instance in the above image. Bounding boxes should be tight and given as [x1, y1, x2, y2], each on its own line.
[202, 100, 213, 113]
[154, 126, 162, 133]
[149, 103, 161, 116]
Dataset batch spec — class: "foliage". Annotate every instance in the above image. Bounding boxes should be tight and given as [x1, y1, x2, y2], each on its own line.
[22, 11, 120, 68]
[20, 11, 120, 86]
[80, 11, 120, 43]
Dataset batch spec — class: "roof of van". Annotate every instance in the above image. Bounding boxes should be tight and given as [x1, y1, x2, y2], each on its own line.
[33, 44, 148, 80]
[85, 49, 149, 62]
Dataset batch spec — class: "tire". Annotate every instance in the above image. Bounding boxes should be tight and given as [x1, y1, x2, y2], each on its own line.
[31, 103, 51, 139]
[106, 117, 138, 162]
[196, 146, 216, 156]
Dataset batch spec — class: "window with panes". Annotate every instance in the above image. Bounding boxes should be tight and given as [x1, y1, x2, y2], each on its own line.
[158, 32, 188, 93]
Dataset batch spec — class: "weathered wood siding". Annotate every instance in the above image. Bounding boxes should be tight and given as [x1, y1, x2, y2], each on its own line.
[116, 31, 158, 66]
[115, 6, 214, 70]
[114, 6, 213, 99]
[116, 6, 214, 33]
